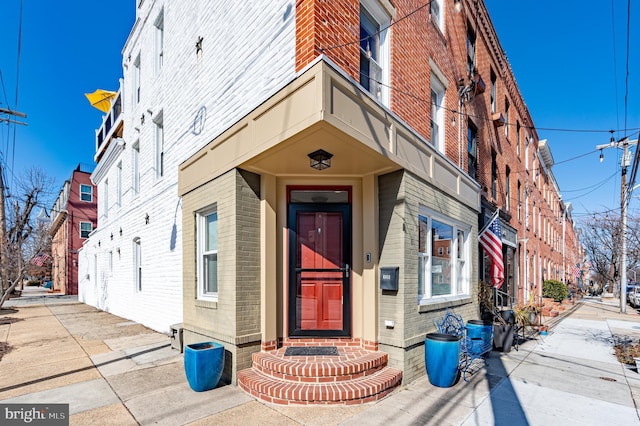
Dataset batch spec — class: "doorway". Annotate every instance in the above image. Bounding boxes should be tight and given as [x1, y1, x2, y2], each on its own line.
[287, 187, 351, 337]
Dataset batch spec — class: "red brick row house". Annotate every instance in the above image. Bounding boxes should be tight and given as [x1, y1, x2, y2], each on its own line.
[51, 165, 97, 295]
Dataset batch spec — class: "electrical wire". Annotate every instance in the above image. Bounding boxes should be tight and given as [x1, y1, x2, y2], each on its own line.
[320, 1, 433, 54]
[336, 57, 636, 138]
[611, 0, 621, 131]
[624, 0, 631, 132]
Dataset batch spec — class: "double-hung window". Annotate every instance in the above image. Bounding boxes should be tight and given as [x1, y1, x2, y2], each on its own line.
[491, 151, 497, 199]
[490, 69, 496, 113]
[155, 10, 164, 73]
[133, 54, 141, 105]
[117, 162, 122, 207]
[197, 207, 218, 300]
[133, 237, 141, 291]
[418, 209, 470, 303]
[132, 141, 140, 195]
[359, 1, 390, 105]
[430, 0, 444, 31]
[80, 222, 93, 239]
[467, 120, 478, 180]
[505, 167, 511, 211]
[154, 111, 164, 178]
[430, 73, 446, 152]
[80, 184, 93, 202]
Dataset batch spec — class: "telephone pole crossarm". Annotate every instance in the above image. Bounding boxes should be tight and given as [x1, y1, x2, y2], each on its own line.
[0, 107, 27, 126]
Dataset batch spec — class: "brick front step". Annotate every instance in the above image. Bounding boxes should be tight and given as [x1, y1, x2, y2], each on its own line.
[251, 349, 388, 382]
[237, 346, 402, 405]
[237, 366, 402, 405]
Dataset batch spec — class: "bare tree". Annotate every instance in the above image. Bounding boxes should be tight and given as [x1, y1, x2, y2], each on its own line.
[0, 167, 55, 308]
[580, 210, 640, 291]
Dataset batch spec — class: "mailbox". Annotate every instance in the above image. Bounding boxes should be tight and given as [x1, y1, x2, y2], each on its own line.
[380, 267, 399, 291]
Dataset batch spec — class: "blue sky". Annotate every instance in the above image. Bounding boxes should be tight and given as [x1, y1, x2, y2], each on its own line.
[0, 1, 134, 207]
[1, 1, 638, 222]
[486, 0, 640, 221]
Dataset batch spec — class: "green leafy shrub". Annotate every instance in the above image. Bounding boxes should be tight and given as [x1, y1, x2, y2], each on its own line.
[26, 280, 40, 287]
[543, 279, 568, 302]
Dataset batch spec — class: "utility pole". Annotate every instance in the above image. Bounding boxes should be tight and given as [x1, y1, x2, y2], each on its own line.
[621, 141, 629, 313]
[596, 137, 637, 313]
[0, 107, 27, 290]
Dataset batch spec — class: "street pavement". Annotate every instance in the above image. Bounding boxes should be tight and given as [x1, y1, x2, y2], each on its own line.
[1, 287, 640, 425]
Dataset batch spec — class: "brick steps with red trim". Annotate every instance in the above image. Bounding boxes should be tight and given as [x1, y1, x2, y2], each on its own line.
[237, 348, 402, 405]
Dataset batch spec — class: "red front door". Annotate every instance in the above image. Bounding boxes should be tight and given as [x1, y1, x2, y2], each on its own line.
[288, 202, 351, 337]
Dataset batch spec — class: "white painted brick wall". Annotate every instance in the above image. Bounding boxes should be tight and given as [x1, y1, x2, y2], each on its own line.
[79, 0, 296, 333]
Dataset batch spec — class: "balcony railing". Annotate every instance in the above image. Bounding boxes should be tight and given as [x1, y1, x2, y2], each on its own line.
[95, 87, 124, 160]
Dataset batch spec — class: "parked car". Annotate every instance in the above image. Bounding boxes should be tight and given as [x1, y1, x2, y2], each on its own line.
[627, 284, 640, 307]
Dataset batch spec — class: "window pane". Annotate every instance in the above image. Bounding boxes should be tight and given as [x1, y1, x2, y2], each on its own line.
[360, 8, 378, 62]
[457, 260, 465, 294]
[206, 212, 217, 251]
[290, 190, 349, 203]
[80, 184, 92, 202]
[204, 253, 217, 293]
[431, 220, 452, 296]
[418, 216, 428, 297]
[80, 222, 92, 238]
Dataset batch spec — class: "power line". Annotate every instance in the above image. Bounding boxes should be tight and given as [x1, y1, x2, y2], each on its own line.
[320, 1, 433, 54]
[9, 0, 24, 193]
[611, 0, 621, 131]
[624, 0, 631, 132]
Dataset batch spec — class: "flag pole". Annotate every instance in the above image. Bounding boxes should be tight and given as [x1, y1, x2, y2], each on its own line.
[479, 208, 500, 234]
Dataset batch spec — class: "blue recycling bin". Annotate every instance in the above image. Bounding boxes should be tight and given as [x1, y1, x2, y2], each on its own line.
[184, 342, 225, 392]
[425, 333, 461, 388]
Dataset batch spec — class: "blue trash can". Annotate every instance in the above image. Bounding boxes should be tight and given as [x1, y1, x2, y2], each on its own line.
[466, 320, 494, 349]
[184, 342, 225, 392]
[425, 333, 460, 388]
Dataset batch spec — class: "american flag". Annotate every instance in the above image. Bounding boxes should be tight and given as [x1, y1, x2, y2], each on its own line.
[479, 210, 504, 289]
[31, 253, 50, 267]
[571, 263, 581, 278]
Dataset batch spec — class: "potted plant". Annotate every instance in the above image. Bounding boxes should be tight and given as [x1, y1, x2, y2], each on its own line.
[478, 280, 494, 322]
[513, 296, 541, 326]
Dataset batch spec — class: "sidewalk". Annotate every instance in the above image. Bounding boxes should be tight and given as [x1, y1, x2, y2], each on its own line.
[1, 295, 639, 425]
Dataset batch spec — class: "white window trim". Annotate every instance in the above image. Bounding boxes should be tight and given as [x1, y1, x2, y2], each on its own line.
[197, 206, 218, 301]
[418, 207, 470, 305]
[117, 162, 122, 207]
[132, 141, 140, 196]
[154, 10, 164, 74]
[361, 0, 391, 106]
[133, 54, 141, 105]
[133, 237, 142, 292]
[80, 221, 93, 239]
[80, 184, 93, 202]
[430, 73, 446, 153]
[103, 179, 109, 219]
[154, 110, 164, 179]
[430, 0, 444, 31]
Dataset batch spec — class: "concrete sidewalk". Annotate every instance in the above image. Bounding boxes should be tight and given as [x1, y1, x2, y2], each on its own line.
[1, 295, 640, 425]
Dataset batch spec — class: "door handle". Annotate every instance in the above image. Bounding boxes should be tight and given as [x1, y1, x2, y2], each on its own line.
[345, 264, 350, 278]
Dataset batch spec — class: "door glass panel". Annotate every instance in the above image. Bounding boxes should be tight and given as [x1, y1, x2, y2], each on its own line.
[290, 190, 348, 203]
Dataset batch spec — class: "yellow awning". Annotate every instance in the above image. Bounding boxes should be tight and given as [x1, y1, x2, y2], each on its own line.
[84, 89, 117, 113]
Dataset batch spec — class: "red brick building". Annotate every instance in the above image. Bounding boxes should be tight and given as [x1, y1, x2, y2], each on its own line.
[296, 0, 582, 306]
[51, 165, 97, 295]
[171, 0, 584, 402]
